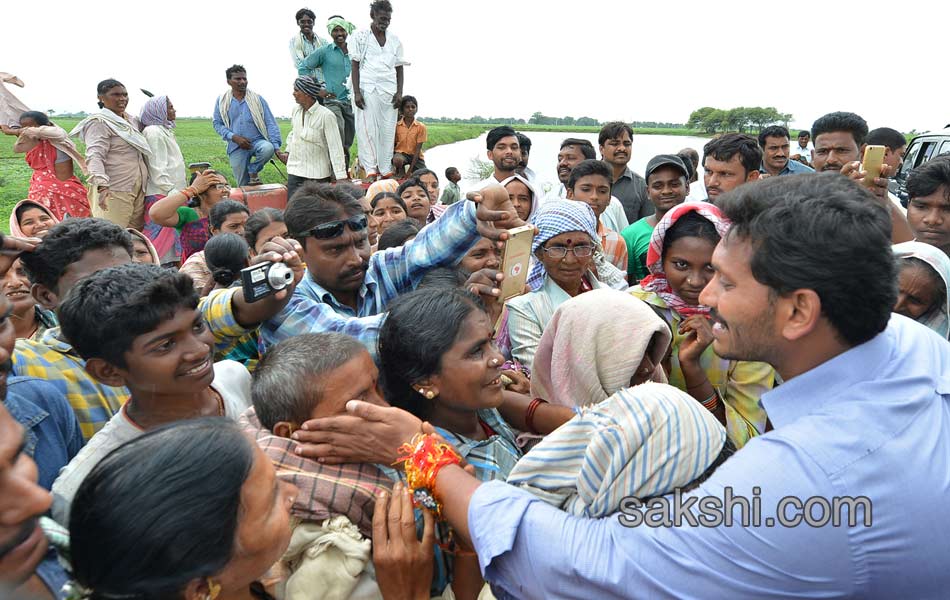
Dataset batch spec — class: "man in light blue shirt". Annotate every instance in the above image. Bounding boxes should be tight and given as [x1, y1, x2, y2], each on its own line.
[280, 173, 950, 597]
[433, 172, 950, 598]
[212, 65, 282, 186]
[759, 125, 815, 177]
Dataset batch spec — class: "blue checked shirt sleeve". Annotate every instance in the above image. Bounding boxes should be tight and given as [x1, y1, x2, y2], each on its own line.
[259, 293, 386, 360]
[371, 200, 480, 299]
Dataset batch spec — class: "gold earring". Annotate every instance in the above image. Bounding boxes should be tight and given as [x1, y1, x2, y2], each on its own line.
[206, 579, 221, 600]
[425, 390, 435, 400]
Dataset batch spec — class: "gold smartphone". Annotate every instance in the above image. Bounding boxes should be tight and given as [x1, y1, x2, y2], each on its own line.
[498, 225, 535, 301]
[861, 145, 886, 185]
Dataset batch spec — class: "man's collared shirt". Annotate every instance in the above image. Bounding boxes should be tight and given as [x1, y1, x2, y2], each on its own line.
[287, 102, 347, 180]
[350, 29, 408, 95]
[394, 118, 428, 158]
[290, 32, 328, 83]
[440, 181, 461, 205]
[468, 314, 950, 598]
[598, 222, 628, 272]
[791, 141, 814, 165]
[299, 43, 351, 101]
[12, 287, 251, 441]
[260, 201, 481, 358]
[611, 167, 652, 223]
[760, 158, 815, 176]
[212, 94, 282, 155]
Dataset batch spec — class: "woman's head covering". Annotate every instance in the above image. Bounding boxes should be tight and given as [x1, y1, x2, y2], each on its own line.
[9, 200, 58, 238]
[893, 241, 950, 339]
[138, 95, 174, 130]
[127, 228, 160, 265]
[499, 173, 541, 223]
[366, 178, 399, 200]
[507, 383, 727, 518]
[326, 15, 356, 36]
[640, 201, 729, 317]
[530, 288, 672, 406]
[294, 76, 323, 100]
[527, 199, 599, 291]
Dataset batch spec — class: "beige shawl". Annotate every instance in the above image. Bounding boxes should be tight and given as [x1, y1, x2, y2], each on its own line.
[530, 288, 672, 407]
[218, 89, 268, 141]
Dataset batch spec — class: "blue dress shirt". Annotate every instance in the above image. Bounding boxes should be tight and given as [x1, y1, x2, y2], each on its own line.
[212, 95, 282, 155]
[469, 314, 950, 599]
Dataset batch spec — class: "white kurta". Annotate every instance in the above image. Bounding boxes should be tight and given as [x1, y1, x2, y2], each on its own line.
[351, 29, 409, 176]
[286, 102, 347, 180]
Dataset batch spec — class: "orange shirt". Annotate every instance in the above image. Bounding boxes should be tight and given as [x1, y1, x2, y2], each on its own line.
[394, 118, 428, 158]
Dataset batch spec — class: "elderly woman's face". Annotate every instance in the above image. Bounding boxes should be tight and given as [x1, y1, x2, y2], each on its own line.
[216, 446, 297, 593]
[537, 231, 594, 292]
[425, 309, 505, 413]
[894, 261, 942, 320]
[459, 237, 501, 274]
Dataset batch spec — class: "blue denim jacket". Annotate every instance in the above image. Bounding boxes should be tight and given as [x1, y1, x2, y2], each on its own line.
[4, 376, 84, 490]
[4, 376, 82, 599]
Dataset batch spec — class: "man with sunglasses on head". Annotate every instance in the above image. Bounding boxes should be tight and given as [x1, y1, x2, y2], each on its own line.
[260, 182, 526, 359]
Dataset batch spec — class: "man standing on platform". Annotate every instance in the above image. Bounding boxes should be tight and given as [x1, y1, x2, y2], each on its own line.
[276, 77, 348, 201]
[351, 0, 408, 181]
[290, 8, 328, 84]
[213, 65, 282, 186]
[299, 15, 358, 170]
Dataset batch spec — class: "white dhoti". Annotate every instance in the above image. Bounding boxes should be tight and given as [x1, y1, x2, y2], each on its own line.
[354, 89, 397, 177]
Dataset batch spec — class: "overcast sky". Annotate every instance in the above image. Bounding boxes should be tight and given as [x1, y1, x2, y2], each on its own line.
[2, 0, 946, 133]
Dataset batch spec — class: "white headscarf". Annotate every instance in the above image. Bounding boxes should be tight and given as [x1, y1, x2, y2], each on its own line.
[499, 173, 541, 222]
[893, 241, 950, 339]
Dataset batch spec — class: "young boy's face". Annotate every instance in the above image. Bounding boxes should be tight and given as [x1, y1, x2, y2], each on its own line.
[449, 170, 461, 184]
[119, 307, 215, 395]
[646, 166, 688, 214]
[568, 174, 612, 219]
[307, 351, 386, 421]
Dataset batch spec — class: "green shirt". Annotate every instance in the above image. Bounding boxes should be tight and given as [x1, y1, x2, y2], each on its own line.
[299, 44, 351, 102]
[175, 206, 202, 232]
[620, 217, 654, 283]
[440, 181, 461, 205]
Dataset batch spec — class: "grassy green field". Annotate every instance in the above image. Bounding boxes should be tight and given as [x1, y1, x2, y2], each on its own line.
[0, 119, 700, 231]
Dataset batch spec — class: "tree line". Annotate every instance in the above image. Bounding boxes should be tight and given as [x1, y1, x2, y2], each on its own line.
[687, 106, 792, 134]
[423, 114, 690, 129]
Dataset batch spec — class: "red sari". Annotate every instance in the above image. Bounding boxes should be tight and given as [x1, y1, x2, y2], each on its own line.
[25, 140, 91, 219]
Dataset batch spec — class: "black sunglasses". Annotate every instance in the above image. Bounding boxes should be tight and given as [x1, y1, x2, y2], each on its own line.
[297, 214, 367, 240]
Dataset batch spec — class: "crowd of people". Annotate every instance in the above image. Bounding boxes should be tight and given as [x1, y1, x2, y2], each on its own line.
[2, 2, 950, 599]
